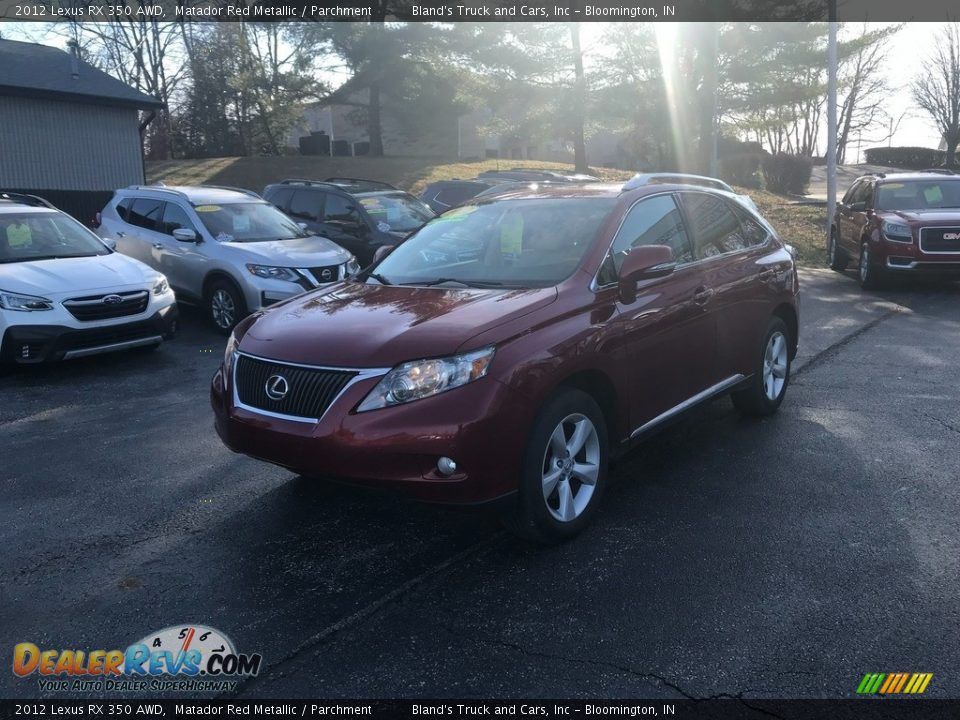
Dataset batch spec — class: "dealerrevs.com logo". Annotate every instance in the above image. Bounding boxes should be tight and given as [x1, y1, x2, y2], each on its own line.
[13, 624, 262, 693]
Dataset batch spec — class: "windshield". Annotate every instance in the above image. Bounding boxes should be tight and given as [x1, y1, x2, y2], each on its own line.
[370, 198, 616, 288]
[358, 193, 435, 233]
[193, 202, 307, 243]
[0, 211, 109, 263]
[876, 180, 960, 211]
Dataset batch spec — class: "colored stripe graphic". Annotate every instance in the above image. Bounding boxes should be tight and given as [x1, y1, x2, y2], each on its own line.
[857, 672, 932, 694]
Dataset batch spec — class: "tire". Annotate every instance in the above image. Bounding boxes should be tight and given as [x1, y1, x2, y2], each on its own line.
[828, 229, 848, 272]
[501, 388, 609, 544]
[732, 317, 791, 417]
[206, 278, 246, 335]
[858, 241, 885, 290]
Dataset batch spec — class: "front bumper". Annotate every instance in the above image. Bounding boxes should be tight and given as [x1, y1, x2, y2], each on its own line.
[210, 362, 533, 505]
[1, 304, 178, 364]
[877, 238, 960, 275]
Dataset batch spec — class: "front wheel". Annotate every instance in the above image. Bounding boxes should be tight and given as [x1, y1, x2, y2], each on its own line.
[828, 230, 848, 272]
[502, 388, 609, 544]
[206, 279, 246, 335]
[732, 317, 791, 417]
[858, 242, 885, 290]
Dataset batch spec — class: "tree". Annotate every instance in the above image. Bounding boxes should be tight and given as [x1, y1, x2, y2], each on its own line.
[912, 23, 960, 168]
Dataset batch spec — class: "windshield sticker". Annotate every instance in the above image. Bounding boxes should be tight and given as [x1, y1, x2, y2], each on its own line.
[194, 205, 222, 213]
[377, 221, 392, 232]
[233, 214, 252, 232]
[433, 206, 479, 224]
[924, 186, 943, 203]
[216, 232, 234, 242]
[359, 198, 383, 207]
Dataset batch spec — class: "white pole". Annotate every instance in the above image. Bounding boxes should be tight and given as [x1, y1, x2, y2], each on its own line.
[827, 20, 838, 249]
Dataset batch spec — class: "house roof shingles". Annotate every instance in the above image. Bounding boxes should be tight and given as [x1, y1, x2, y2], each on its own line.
[0, 38, 163, 110]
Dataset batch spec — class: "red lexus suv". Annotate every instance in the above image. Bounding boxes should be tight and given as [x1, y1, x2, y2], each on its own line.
[211, 178, 800, 542]
[830, 171, 960, 288]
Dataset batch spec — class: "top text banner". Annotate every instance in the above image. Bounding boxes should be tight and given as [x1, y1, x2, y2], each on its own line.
[0, 0, 955, 21]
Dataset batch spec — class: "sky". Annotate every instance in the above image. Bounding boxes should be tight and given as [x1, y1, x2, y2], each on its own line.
[0, 21, 948, 161]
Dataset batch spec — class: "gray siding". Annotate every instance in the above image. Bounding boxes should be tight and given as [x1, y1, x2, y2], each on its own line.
[0, 96, 144, 190]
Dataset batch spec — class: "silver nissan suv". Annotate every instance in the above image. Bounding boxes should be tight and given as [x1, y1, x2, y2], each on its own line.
[96, 186, 359, 333]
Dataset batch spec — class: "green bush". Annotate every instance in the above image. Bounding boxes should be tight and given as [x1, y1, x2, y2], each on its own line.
[863, 146, 955, 169]
[762, 153, 813, 195]
[719, 152, 762, 188]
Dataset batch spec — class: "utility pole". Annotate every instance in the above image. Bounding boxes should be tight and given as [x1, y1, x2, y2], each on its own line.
[826, 15, 838, 250]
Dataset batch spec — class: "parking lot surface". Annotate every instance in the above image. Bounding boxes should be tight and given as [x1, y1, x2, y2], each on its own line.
[3, 271, 959, 699]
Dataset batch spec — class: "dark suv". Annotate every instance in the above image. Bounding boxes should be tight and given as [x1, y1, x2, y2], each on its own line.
[830, 171, 960, 288]
[213, 178, 799, 542]
[263, 178, 435, 266]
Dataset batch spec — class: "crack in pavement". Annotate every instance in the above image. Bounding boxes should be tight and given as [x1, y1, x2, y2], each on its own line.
[920, 411, 960, 436]
[793, 306, 903, 378]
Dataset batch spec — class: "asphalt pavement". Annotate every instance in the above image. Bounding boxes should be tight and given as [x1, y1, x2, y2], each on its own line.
[3, 269, 959, 700]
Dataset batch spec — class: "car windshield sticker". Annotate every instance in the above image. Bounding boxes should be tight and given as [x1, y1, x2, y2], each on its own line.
[377, 221, 392, 232]
[216, 232, 234, 242]
[432, 205, 479, 224]
[499, 211, 523, 259]
[194, 205, 221, 213]
[359, 198, 382, 207]
[233, 214, 252, 233]
[924, 185, 943, 204]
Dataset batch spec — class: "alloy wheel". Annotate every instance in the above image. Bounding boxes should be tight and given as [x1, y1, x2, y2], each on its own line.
[859, 245, 869, 283]
[763, 331, 788, 402]
[211, 289, 235, 330]
[541, 413, 601, 523]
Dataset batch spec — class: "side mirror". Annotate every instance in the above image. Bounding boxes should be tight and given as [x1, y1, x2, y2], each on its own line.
[372, 245, 396, 264]
[173, 228, 198, 243]
[849, 201, 867, 213]
[618, 244, 676, 304]
[102, 237, 117, 251]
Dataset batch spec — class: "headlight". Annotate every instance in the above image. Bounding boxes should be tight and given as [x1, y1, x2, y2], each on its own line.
[882, 220, 912, 241]
[356, 346, 496, 412]
[246, 264, 300, 282]
[224, 331, 238, 369]
[345, 257, 360, 276]
[0, 290, 54, 311]
[153, 274, 170, 295]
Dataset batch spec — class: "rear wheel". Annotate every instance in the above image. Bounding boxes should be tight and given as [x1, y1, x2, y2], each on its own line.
[206, 279, 246, 335]
[828, 229, 848, 272]
[732, 317, 791, 417]
[502, 388, 608, 543]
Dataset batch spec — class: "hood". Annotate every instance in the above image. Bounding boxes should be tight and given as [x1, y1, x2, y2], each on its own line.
[0, 252, 155, 298]
[238, 281, 558, 367]
[221, 236, 352, 265]
[884, 209, 960, 225]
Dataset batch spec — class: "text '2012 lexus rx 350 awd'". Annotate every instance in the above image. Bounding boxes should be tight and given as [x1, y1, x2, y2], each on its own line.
[211, 178, 800, 542]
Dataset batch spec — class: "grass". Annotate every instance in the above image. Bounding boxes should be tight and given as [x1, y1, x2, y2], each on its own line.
[146, 156, 828, 268]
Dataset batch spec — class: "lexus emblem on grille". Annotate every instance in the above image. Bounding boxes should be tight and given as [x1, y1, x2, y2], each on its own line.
[320, 268, 333, 281]
[102, 294, 123, 304]
[265, 374, 290, 401]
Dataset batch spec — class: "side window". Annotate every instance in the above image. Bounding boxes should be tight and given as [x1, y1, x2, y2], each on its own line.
[681, 192, 748, 260]
[128, 198, 164, 232]
[609, 194, 693, 273]
[267, 187, 294, 211]
[160, 203, 196, 236]
[860, 181, 875, 208]
[288, 190, 320, 222]
[322, 194, 361, 224]
[731, 204, 771, 248]
[841, 181, 861, 205]
[116, 198, 133, 222]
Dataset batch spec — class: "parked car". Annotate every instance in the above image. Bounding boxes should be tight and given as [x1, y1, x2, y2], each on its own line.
[420, 179, 503, 213]
[625, 173, 759, 212]
[476, 168, 600, 183]
[262, 178, 435, 266]
[212, 179, 799, 542]
[829, 172, 960, 288]
[96, 185, 358, 334]
[0, 196, 178, 365]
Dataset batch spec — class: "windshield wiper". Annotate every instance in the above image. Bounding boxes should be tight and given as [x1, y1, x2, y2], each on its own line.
[399, 278, 503, 288]
[367, 272, 393, 286]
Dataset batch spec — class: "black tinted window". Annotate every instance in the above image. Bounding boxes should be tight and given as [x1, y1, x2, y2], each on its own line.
[731, 204, 770, 247]
[682, 193, 750, 260]
[128, 198, 164, 231]
[267, 187, 294, 211]
[116, 198, 133, 222]
[288, 191, 320, 222]
[323, 194, 361, 223]
[161, 203, 196, 236]
[610, 194, 692, 270]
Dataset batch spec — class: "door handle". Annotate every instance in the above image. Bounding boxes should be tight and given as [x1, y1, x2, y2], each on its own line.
[116, 231, 126, 237]
[692, 286, 714, 305]
[153, 242, 164, 249]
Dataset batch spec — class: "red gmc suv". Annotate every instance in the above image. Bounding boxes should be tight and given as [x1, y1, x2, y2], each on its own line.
[211, 178, 800, 542]
[830, 171, 960, 288]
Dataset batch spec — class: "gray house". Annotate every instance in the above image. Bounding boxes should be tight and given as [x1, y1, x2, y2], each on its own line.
[0, 38, 163, 222]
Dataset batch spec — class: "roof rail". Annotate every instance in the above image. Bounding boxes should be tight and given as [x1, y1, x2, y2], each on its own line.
[0, 191, 57, 209]
[323, 177, 398, 191]
[203, 185, 262, 198]
[623, 173, 734, 193]
[278, 178, 332, 187]
[126, 184, 191, 202]
[919, 168, 956, 175]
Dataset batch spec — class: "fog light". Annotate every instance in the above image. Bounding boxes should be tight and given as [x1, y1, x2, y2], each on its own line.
[437, 457, 457, 476]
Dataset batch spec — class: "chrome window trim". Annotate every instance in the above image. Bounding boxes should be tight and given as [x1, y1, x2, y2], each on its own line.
[629, 374, 746, 439]
[231, 350, 390, 424]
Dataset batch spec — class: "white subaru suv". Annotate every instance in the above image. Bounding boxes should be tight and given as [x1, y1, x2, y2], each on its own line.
[96, 185, 359, 334]
[0, 195, 177, 366]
